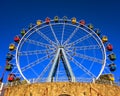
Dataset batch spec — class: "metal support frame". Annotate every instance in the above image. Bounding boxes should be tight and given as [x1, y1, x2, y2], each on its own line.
[0, 83, 4, 95]
[47, 47, 76, 82]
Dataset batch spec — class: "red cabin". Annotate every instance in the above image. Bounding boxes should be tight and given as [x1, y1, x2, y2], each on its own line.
[79, 20, 85, 26]
[106, 44, 113, 51]
[45, 17, 50, 24]
[14, 36, 20, 43]
[8, 74, 15, 82]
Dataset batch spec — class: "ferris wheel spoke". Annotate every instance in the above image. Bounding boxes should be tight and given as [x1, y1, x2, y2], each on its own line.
[11, 67, 18, 73]
[67, 53, 96, 78]
[63, 25, 79, 45]
[49, 23, 60, 45]
[103, 64, 112, 73]
[35, 29, 57, 47]
[74, 53, 103, 64]
[65, 33, 92, 47]
[24, 38, 53, 48]
[18, 49, 54, 56]
[21, 53, 54, 72]
[35, 59, 52, 82]
[30, 67, 39, 77]
[13, 72, 20, 76]
[69, 45, 101, 51]
[61, 23, 65, 45]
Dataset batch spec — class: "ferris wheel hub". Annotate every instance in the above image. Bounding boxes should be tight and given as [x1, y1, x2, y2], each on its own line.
[58, 46, 64, 48]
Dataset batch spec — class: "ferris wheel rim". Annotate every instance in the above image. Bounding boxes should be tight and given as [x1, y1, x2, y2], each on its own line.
[15, 18, 107, 82]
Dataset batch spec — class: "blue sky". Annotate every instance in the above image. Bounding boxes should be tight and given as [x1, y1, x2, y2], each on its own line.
[0, 0, 120, 82]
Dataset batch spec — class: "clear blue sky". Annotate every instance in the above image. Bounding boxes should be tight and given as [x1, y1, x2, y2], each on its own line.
[0, 0, 120, 82]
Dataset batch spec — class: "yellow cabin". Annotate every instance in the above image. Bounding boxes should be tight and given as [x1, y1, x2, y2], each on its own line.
[88, 24, 94, 29]
[71, 17, 76, 24]
[36, 20, 42, 26]
[110, 77, 114, 81]
[54, 16, 59, 22]
[102, 36, 108, 43]
[9, 44, 16, 51]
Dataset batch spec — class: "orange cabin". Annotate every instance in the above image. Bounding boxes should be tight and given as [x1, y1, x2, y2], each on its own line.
[8, 74, 15, 82]
[45, 17, 50, 24]
[79, 20, 85, 26]
[14, 36, 20, 42]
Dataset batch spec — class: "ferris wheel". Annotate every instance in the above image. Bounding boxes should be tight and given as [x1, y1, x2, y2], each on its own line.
[3, 16, 116, 83]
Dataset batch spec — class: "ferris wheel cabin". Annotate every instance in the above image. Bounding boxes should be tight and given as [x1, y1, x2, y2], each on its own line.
[9, 44, 16, 51]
